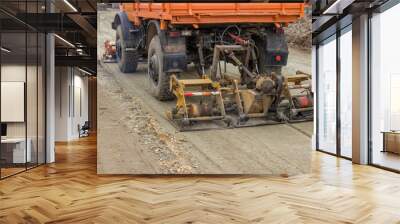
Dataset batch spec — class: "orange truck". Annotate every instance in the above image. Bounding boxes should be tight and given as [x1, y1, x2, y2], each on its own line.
[112, 3, 310, 130]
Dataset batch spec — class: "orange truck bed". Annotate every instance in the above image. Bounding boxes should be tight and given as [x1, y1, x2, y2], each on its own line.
[121, 3, 305, 27]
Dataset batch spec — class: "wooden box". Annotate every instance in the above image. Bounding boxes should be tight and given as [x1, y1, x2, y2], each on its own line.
[383, 132, 400, 154]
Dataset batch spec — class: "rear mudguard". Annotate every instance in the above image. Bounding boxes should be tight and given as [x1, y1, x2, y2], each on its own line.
[146, 20, 187, 73]
[112, 11, 139, 48]
[261, 28, 289, 67]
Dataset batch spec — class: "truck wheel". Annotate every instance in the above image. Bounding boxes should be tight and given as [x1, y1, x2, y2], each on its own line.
[147, 35, 174, 101]
[116, 25, 138, 73]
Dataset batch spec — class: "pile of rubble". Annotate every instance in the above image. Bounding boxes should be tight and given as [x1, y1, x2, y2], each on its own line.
[284, 14, 312, 51]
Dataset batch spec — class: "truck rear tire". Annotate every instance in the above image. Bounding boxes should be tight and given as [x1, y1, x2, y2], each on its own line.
[116, 25, 138, 73]
[147, 35, 174, 101]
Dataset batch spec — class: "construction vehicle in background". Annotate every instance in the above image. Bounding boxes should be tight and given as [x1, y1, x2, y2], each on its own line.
[111, 3, 312, 130]
[102, 40, 117, 63]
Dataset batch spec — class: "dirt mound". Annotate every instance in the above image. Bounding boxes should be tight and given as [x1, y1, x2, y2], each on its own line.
[284, 15, 312, 51]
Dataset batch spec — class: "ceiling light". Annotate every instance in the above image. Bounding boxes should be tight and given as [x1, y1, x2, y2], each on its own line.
[1, 47, 11, 53]
[63, 0, 78, 12]
[323, 0, 341, 14]
[78, 67, 93, 76]
[323, 0, 355, 15]
[54, 34, 75, 48]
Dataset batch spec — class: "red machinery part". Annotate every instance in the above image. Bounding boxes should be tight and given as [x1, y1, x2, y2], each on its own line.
[295, 96, 313, 108]
[228, 33, 247, 45]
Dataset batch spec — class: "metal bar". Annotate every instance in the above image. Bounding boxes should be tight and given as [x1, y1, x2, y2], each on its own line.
[36, 2, 39, 167]
[367, 11, 373, 165]
[184, 116, 225, 122]
[369, 164, 400, 174]
[287, 84, 311, 89]
[315, 44, 320, 151]
[210, 46, 221, 80]
[232, 80, 244, 116]
[316, 149, 352, 161]
[0, 8, 38, 32]
[246, 113, 267, 118]
[292, 107, 314, 113]
[197, 37, 205, 77]
[336, 28, 341, 157]
[216, 90, 226, 117]
[184, 91, 220, 97]
[0, 26, 2, 179]
[374, 0, 400, 13]
[216, 45, 246, 51]
[25, 1, 28, 171]
[226, 50, 254, 79]
[44, 33, 47, 164]
[44, 0, 48, 165]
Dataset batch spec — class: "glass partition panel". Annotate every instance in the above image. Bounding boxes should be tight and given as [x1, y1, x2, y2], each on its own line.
[38, 32, 45, 165]
[371, 4, 400, 171]
[339, 28, 352, 158]
[0, 0, 46, 179]
[1, 31, 27, 177]
[317, 36, 337, 154]
[27, 31, 38, 169]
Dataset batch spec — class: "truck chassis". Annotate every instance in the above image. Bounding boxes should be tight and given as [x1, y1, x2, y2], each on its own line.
[111, 3, 312, 130]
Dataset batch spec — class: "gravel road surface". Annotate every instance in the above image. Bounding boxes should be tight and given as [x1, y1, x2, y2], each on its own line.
[97, 8, 313, 175]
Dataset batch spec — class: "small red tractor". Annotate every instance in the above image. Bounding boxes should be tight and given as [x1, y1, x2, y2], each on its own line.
[102, 40, 117, 63]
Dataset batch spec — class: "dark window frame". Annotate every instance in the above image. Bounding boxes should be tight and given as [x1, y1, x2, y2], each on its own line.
[315, 21, 353, 161]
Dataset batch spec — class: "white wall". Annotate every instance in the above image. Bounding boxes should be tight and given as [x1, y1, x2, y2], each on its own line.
[1, 65, 26, 136]
[1, 63, 46, 164]
[72, 73, 89, 138]
[1, 82, 25, 122]
[1, 64, 25, 81]
[1, 65, 36, 138]
[55, 67, 89, 141]
[55, 67, 70, 141]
